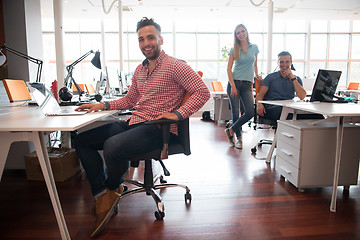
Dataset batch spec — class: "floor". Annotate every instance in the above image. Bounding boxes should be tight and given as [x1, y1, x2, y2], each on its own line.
[0, 118, 359, 240]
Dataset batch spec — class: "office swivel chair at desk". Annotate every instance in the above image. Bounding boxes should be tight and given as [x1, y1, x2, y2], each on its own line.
[117, 94, 192, 220]
[251, 114, 277, 155]
[250, 78, 276, 155]
[119, 117, 192, 220]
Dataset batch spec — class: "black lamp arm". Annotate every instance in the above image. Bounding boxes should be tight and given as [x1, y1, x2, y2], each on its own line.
[1, 44, 43, 83]
[66, 50, 94, 71]
[63, 50, 95, 94]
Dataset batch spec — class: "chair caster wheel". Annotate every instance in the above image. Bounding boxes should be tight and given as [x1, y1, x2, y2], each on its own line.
[160, 179, 167, 184]
[155, 211, 165, 220]
[251, 147, 257, 154]
[185, 192, 192, 203]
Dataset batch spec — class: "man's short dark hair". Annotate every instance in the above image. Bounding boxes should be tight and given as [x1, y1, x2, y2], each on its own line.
[278, 51, 292, 61]
[136, 17, 161, 33]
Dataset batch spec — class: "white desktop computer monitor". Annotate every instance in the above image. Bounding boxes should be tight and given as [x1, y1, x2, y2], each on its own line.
[118, 70, 127, 93]
[106, 67, 121, 90]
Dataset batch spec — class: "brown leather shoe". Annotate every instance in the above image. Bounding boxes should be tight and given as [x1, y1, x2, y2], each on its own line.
[91, 189, 120, 238]
[90, 184, 125, 217]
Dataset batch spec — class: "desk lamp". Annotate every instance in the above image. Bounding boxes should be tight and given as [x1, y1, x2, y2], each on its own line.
[59, 50, 101, 104]
[0, 44, 44, 92]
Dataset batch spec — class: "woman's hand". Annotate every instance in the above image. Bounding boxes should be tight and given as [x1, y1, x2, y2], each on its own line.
[255, 75, 263, 84]
[230, 84, 237, 98]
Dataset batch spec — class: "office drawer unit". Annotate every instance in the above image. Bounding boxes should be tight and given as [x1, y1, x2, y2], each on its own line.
[276, 120, 360, 190]
[210, 96, 231, 122]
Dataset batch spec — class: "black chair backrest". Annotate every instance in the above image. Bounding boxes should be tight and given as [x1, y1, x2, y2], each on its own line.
[169, 118, 190, 156]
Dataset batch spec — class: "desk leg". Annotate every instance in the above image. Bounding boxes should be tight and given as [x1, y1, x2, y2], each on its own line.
[330, 116, 344, 213]
[266, 106, 293, 163]
[218, 96, 224, 126]
[29, 131, 71, 239]
[0, 133, 20, 181]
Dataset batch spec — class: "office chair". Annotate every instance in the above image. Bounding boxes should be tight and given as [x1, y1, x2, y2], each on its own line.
[119, 94, 192, 220]
[250, 114, 277, 154]
[251, 78, 277, 155]
[251, 107, 325, 155]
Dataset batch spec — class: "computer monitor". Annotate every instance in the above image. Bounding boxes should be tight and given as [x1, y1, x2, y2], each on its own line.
[106, 67, 121, 89]
[118, 70, 128, 94]
[99, 71, 107, 87]
[310, 69, 343, 103]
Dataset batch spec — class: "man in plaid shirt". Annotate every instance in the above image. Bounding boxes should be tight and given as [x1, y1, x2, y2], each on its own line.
[74, 17, 210, 237]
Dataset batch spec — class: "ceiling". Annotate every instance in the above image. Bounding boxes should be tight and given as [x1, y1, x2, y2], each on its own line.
[40, 0, 360, 20]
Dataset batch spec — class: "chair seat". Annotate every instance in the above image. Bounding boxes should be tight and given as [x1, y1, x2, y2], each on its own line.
[130, 140, 187, 162]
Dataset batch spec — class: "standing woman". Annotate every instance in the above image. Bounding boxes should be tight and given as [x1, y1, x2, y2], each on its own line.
[225, 24, 262, 149]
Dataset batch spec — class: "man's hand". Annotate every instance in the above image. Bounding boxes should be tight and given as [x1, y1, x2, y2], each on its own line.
[156, 112, 179, 121]
[256, 102, 266, 117]
[281, 68, 295, 80]
[75, 103, 105, 113]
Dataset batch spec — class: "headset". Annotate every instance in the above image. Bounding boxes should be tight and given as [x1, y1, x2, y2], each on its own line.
[59, 86, 102, 102]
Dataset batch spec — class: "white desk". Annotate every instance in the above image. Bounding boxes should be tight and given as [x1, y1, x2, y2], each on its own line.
[0, 106, 117, 240]
[261, 100, 360, 212]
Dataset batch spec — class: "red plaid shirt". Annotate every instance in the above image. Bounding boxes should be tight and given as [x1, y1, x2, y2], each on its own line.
[107, 51, 210, 134]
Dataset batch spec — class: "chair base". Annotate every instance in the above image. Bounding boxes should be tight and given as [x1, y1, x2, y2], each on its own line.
[119, 160, 192, 220]
[251, 139, 273, 154]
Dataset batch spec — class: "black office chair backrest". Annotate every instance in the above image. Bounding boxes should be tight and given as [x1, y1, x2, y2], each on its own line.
[168, 118, 190, 156]
[130, 92, 191, 162]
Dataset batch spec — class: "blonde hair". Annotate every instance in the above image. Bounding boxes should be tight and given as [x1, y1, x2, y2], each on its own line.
[233, 24, 250, 60]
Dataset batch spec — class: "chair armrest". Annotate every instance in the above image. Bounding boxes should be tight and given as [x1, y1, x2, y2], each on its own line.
[145, 119, 178, 125]
[145, 118, 178, 160]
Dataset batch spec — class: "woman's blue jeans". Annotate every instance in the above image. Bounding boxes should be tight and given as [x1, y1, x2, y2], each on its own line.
[226, 80, 254, 138]
[74, 120, 163, 197]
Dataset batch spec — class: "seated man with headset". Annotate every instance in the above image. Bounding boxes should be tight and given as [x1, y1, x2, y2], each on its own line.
[256, 51, 323, 122]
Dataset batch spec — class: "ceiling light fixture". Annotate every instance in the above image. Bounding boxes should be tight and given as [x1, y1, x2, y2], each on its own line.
[249, 0, 266, 7]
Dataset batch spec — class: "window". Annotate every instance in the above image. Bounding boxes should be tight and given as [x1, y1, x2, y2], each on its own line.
[197, 33, 218, 60]
[286, 34, 306, 59]
[175, 33, 196, 60]
[41, 17, 359, 89]
[310, 34, 328, 59]
[329, 34, 349, 59]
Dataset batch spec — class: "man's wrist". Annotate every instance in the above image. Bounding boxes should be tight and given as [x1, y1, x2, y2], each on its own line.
[102, 101, 110, 110]
[291, 77, 297, 81]
[173, 110, 183, 121]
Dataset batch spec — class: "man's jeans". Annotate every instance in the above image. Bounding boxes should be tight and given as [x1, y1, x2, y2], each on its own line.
[74, 120, 163, 196]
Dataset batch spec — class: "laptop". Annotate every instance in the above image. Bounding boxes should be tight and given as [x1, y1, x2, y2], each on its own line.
[29, 85, 87, 116]
[0, 81, 10, 106]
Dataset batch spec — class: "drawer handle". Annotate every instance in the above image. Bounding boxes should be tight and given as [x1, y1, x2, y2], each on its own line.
[280, 149, 293, 156]
[280, 166, 292, 174]
[281, 132, 294, 138]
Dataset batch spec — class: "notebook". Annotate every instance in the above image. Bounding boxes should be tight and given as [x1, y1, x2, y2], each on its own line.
[29, 85, 87, 116]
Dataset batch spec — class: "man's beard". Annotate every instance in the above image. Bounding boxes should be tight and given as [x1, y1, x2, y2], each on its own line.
[145, 48, 161, 60]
